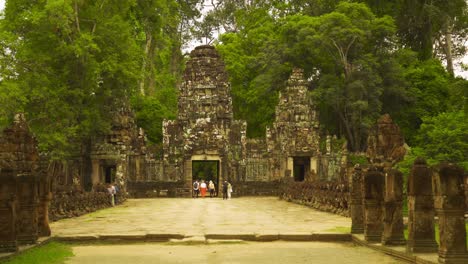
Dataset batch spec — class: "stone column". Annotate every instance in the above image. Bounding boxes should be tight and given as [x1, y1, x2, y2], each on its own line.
[0, 173, 18, 252]
[407, 158, 438, 253]
[37, 173, 52, 237]
[363, 166, 384, 242]
[16, 175, 38, 244]
[350, 164, 364, 234]
[434, 163, 468, 264]
[382, 169, 406, 245]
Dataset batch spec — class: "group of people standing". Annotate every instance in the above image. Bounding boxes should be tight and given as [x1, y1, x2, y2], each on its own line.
[193, 179, 232, 199]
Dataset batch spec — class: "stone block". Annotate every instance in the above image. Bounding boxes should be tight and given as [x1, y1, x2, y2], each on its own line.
[406, 158, 438, 253]
[434, 163, 468, 264]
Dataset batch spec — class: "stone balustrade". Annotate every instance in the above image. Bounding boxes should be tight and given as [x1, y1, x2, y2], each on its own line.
[280, 179, 349, 216]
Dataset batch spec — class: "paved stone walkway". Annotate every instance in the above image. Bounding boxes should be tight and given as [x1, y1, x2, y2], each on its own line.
[66, 242, 406, 264]
[51, 197, 350, 237]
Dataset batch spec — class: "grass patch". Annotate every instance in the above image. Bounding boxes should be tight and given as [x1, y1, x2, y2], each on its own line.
[324, 226, 351, 233]
[3, 242, 73, 264]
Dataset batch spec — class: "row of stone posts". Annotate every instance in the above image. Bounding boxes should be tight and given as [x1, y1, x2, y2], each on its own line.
[0, 114, 52, 253]
[351, 158, 468, 263]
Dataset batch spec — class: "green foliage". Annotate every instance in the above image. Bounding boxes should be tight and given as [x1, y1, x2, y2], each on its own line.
[131, 87, 177, 144]
[0, 0, 143, 158]
[192, 161, 218, 182]
[397, 110, 468, 176]
[415, 111, 468, 169]
[0, 0, 195, 156]
[348, 153, 369, 166]
[217, 7, 290, 137]
[391, 58, 452, 144]
[4, 242, 73, 264]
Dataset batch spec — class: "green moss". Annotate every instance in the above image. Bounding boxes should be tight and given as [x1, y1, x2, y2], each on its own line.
[324, 226, 351, 233]
[3, 242, 73, 264]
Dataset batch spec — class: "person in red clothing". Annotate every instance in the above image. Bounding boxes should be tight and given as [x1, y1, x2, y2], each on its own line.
[200, 180, 207, 198]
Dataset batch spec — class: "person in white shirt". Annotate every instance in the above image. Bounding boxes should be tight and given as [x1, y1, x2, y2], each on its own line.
[200, 180, 207, 198]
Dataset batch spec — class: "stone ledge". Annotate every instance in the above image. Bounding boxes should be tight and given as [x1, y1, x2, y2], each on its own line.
[352, 234, 437, 264]
[205, 234, 257, 241]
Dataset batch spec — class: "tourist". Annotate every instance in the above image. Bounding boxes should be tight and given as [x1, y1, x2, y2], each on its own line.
[227, 182, 233, 200]
[200, 180, 207, 198]
[222, 181, 228, 200]
[193, 180, 200, 198]
[114, 183, 120, 205]
[107, 184, 115, 206]
[208, 180, 215, 197]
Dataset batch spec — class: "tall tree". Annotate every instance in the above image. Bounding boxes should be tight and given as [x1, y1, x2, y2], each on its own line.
[0, 0, 142, 157]
[281, 2, 398, 151]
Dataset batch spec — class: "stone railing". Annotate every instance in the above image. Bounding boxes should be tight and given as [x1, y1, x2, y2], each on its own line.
[49, 186, 126, 221]
[126, 181, 189, 198]
[233, 181, 280, 196]
[279, 180, 349, 217]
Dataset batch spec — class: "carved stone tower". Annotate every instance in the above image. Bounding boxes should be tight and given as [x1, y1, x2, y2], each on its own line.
[267, 68, 320, 181]
[163, 45, 246, 194]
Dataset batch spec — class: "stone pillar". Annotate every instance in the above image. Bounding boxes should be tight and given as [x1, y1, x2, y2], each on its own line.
[16, 175, 38, 244]
[37, 173, 52, 237]
[350, 164, 364, 234]
[382, 169, 406, 245]
[0, 173, 18, 252]
[91, 159, 100, 186]
[310, 156, 318, 181]
[434, 163, 468, 264]
[407, 158, 438, 253]
[363, 166, 384, 242]
[185, 159, 192, 188]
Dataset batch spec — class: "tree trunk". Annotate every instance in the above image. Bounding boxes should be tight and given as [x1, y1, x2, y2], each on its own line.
[443, 22, 454, 76]
[338, 111, 356, 151]
[139, 31, 153, 95]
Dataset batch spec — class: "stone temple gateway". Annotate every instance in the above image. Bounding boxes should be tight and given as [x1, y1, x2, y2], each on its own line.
[124, 45, 347, 196]
[162, 45, 247, 193]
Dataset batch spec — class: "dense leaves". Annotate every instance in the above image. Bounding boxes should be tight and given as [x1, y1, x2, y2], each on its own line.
[0, 0, 466, 169]
[213, 0, 467, 168]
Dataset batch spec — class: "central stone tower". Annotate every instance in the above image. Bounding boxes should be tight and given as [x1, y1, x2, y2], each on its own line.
[163, 46, 247, 193]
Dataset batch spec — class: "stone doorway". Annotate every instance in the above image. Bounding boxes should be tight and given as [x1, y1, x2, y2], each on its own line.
[293, 157, 310, 182]
[192, 160, 219, 196]
[104, 165, 116, 184]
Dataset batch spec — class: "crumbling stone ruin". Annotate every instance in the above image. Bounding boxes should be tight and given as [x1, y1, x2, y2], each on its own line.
[366, 113, 406, 165]
[160, 45, 247, 195]
[280, 179, 349, 216]
[0, 114, 51, 252]
[363, 166, 385, 242]
[126, 46, 348, 197]
[434, 163, 468, 263]
[90, 105, 147, 191]
[266, 68, 320, 182]
[381, 169, 405, 245]
[350, 164, 364, 233]
[349, 114, 467, 259]
[406, 158, 438, 253]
